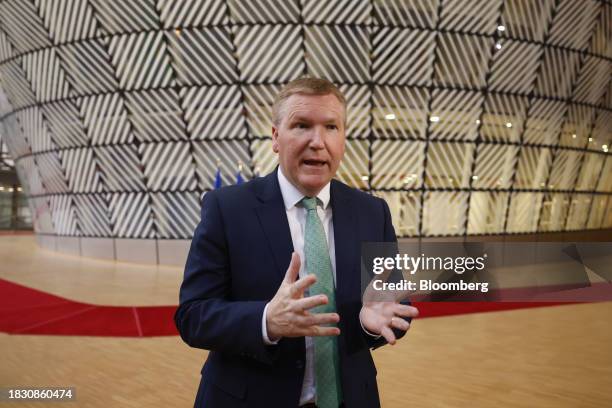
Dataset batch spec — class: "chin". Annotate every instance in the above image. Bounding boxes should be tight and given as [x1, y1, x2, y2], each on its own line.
[298, 175, 330, 195]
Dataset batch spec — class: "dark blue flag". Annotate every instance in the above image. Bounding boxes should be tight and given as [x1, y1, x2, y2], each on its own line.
[214, 167, 222, 189]
[235, 170, 244, 185]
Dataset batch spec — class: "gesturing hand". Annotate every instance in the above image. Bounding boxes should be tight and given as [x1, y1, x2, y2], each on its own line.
[360, 302, 419, 345]
[266, 252, 341, 340]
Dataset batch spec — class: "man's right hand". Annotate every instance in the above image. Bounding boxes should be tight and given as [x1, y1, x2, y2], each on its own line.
[266, 252, 340, 340]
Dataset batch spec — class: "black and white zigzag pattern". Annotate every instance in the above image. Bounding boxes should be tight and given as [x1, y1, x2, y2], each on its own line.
[35, 0, 100, 45]
[151, 192, 200, 239]
[108, 192, 155, 238]
[79, 93, 133, 145]
[94, 144, 146, 192]
[139, 141, 197, 191]
[0, 0, 610, 239]
[73, 193, 112, 237]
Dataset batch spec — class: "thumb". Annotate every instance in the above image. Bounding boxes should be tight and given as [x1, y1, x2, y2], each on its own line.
[284, 252, 301, 284]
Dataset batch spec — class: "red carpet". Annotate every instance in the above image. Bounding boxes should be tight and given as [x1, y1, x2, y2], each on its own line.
[0, 279, 177, 337]
[0, 278, 583, 337]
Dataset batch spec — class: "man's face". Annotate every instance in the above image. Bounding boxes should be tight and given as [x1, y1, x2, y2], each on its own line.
[272, 93, 346, 197]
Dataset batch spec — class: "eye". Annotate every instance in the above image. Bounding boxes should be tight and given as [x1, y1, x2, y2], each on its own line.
[326, 124, 338, 130]
[295, 122, 308, 129]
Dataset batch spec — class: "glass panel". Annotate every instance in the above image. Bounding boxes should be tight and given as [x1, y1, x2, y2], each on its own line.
[150, 192, 200, 239]
[337, 140, 369, 189]
[373, 191, 421, 237]
[506, 192, 543, 232]
[434, 33, 493, 88]
[181, 85, 246, 140]
[372, 86, 429, 140]
[371, 140, 425, 189]
[422, 191, 468, 236]
[565, 194, 592, 230]
[425, 141, 475, 188]
[548, 150, 583, 191]
[467, 191, 509, 234]
[481, 94, 529, 143]
[373, 0, 440, 28]
[429, 89, 483, 141]
[538, 193, 570, 232]
[139, 142, 197, 192]
[472, 144, 518, 189]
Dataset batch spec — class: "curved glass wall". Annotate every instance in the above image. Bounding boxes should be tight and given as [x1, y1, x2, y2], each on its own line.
[0, 0, 610, 246]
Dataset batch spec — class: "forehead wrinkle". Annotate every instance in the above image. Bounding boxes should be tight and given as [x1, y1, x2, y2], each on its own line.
[285, 105, 344, 124]
[287, 112, 342, 125]
[279, 94, 346, 127]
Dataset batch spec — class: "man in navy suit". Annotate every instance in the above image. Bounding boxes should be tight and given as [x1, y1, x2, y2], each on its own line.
[175, 78, 419, 408]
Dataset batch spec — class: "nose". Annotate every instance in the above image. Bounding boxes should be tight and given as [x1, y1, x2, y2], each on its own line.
[309, 126, 325, 149]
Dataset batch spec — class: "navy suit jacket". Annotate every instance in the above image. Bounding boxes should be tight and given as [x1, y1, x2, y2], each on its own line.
[175, 169, 401, 408]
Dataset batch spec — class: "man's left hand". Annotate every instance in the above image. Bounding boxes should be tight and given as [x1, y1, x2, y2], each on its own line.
[359, 303, 419, 345]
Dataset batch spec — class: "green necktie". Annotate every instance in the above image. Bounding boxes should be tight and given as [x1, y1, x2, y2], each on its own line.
[301, 196, 342, 408]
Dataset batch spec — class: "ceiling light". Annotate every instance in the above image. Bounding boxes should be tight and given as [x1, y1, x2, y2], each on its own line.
[588, 137, 593, 142]
[361, 175, 369, 181]
[495, 43, 502, 50]
[572, 134, 576, 138]
[472, 175, 478, 180]
[17, 187, 22, 192]
[385, 113, 396, 120]
[497, 25, 506, 32]
[505, 122, 512, 128]
[430, 116, 440, 122]
[475, 119, 481, 124]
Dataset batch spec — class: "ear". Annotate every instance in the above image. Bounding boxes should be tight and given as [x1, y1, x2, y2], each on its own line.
[271, 125, 279, 153]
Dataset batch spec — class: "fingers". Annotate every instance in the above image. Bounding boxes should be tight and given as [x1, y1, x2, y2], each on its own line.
[393, 304, 419, 318]
[284, 252, 301, 284]
[306, 326, 341, 337]
[296, 312, 339, 327]
[289, 274, 317, 297]
[390, 316, 410, 332]
[380, 326, 396, 345]
[292, 294, 328, 311]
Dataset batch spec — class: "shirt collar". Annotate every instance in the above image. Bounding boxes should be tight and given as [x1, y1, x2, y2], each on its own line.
[277, 166, 331, 210]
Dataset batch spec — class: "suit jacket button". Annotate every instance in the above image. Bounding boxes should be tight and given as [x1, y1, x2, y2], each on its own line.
[296, 360, 304, 370]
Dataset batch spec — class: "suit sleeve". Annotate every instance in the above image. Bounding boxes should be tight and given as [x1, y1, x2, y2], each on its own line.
[174, 191, 278, 364]
[363, 197, 413, 350]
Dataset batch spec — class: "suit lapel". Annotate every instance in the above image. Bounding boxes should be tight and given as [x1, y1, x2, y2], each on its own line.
[330, 180, 358, 304]
[254, 170, 294, 280]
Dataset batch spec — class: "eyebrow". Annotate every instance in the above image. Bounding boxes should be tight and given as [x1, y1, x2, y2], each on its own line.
[289, 115, 341, 124]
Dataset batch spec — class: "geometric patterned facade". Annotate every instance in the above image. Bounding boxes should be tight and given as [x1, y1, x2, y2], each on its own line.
[0, 0, 610, 242]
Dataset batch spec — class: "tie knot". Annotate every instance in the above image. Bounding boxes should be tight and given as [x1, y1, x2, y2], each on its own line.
[301, 196, 319, 211]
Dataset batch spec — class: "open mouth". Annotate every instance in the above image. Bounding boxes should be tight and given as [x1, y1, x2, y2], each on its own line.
[302, 159, 327, 167]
